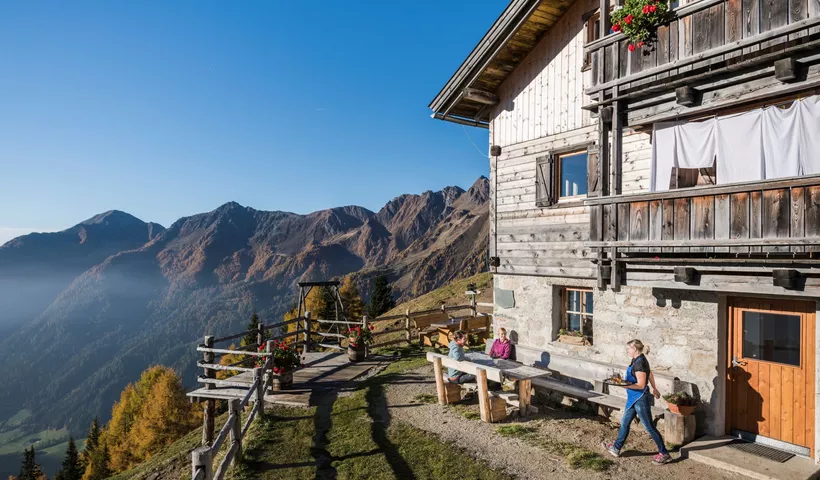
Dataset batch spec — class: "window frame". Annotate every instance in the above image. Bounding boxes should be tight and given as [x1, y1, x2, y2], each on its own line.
[555, 150, 589, 201]
[562, 287, 594, 340]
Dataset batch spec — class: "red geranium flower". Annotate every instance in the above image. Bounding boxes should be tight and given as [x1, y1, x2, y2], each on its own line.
[628, 43, 636, 52]
[624, 14, 633, 24]
[611, 23, 621, 32]
[637, 41, 644, 47]
[649, 4, 657, 12]
[369, 325, 374, 331]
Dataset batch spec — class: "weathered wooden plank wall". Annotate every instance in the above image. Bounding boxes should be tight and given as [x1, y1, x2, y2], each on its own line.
[493, 0, 598, 148]
[493, 126, 599, 278]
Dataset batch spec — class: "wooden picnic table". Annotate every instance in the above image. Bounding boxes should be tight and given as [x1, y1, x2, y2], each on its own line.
[465, 352, 551, 417]
[430, 317, 465, 347]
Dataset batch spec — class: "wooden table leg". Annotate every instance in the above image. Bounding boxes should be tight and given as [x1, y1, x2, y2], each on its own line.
[518, 379, 532, 417]
[476, 368, 490, 423]
[433, 357, 446, 405]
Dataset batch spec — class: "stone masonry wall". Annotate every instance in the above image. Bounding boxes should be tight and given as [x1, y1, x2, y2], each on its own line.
[494, 274, 722, 435]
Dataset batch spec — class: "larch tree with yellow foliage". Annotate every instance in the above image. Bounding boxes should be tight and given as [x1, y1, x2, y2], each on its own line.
[339, 276, 365, 321]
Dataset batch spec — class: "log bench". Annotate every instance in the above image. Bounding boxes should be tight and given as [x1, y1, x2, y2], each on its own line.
[530, 376, 666, 419]
[411, 312, 450, 347]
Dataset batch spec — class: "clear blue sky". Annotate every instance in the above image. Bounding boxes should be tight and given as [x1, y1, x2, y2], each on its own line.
[0, 1, 500, 243]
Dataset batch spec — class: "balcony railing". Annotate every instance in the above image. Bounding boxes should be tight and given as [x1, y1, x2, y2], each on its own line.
[584, 0, 820, 97]
[585, 175, 820, 256]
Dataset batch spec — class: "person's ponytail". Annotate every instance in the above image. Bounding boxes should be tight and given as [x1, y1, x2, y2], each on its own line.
[627, 339, 648, 354]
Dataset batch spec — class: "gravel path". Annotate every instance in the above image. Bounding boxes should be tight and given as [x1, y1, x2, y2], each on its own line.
[384, 364, 741, 480]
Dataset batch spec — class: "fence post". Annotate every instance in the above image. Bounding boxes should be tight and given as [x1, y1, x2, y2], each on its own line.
[192, 446, 213, 480]
[404, 307, 411, 344]
[470, 292, 477, 318]
[265, 340, 274, 394]
[303, 311, 312, 355]
[257, 323, 265, 348]
[202, 335, 215, 447]
[229, 398, 243, 463]
[362, 315, 368, 355]
[254, 367, 265, 418]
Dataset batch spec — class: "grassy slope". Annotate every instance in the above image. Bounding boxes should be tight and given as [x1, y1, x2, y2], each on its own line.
[229, 346, 504, 480]
[111, 274, 497, 480]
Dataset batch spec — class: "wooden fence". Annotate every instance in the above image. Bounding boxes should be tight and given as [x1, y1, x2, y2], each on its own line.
[190, 299, 488, 479]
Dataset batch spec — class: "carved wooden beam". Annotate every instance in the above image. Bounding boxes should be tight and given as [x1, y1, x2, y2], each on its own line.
[675, 86, 698, 106]
[673, 266, 698, 285]
[772, 269, 800, 289]
[463, 88, 499, 105]
[774, 57, 799, 82]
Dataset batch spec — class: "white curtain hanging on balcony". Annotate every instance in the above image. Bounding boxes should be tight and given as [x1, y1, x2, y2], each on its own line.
[651, 94, 820, 192]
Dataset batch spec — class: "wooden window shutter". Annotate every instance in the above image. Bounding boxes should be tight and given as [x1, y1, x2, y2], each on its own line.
[587, 143, 600, 197]
[535, 154, 555, 207]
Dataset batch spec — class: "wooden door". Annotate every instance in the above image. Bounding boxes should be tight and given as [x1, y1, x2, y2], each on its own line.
[728, 298, 815, 454]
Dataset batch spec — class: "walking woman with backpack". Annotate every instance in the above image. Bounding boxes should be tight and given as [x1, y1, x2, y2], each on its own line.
[602, 339, 672, 465]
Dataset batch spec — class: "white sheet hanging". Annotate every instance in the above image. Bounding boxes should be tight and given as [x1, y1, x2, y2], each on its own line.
[799, 96, 820, 175]
[651, 122, 677, 192]
[762, 102, 801, 179]
[676, 118, 717, 169]
[715, 110, 763, 185]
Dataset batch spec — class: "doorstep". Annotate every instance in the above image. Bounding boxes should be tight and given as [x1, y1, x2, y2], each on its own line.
[681, 436, 820, 480]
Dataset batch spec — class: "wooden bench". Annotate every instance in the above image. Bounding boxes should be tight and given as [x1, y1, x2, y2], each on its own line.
[531, 377, 665, 418]
[459, 314, 491, 344]
[411, 312, 450, 347]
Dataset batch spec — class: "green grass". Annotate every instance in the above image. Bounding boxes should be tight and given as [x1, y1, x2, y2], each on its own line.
[449, 405, 481, 421]
[228, 351, 505, 480]
[383, 273, 492, 317]
[3, 409, 32, 428]
[411, 394, 437, 405]
[108, 424, 206, 480]
[0, 427, 70, 454]
[494, 424, 613, 472]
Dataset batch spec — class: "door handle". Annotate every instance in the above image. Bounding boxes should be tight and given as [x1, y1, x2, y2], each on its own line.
[732, 356, 747, 367]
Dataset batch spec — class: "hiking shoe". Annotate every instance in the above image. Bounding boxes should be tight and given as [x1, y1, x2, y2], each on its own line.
[602, 441, 620, 458]
[652, 453, 672, 465]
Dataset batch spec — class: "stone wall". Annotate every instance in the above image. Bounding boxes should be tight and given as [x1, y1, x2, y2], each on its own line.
[494, 273, 723, 435]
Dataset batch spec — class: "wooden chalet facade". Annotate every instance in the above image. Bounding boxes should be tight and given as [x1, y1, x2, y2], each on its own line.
[431, 0, 820, 461]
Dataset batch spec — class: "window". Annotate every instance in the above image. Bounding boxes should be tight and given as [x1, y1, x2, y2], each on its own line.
[563, 288, 594, 340]
[669, 166, 717, 189]
[742, 311, 801, 367]
[535, 146, 596, 207]
[557, 152, 588, 199]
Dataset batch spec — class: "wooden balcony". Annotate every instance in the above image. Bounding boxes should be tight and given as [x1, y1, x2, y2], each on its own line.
[584, 0, 820, 103]
[586, 175, 820, 256]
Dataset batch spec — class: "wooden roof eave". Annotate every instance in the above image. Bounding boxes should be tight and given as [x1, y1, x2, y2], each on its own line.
[428, 0, 545, 123]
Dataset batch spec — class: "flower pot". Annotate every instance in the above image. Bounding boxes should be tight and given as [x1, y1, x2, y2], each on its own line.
[271, 370, 293, 391]
[667, 403, 695, 416]
[348, 343, 367, 362]
[558, 335, 588, 346]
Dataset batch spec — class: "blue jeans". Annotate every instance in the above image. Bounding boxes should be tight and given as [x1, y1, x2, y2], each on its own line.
[614, 394, 668, 454]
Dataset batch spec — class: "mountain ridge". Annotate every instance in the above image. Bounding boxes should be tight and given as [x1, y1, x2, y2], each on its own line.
[0, 177, 489, 441]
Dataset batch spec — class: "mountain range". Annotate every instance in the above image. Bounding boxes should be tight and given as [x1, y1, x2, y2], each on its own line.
[0, 177, 489, 440]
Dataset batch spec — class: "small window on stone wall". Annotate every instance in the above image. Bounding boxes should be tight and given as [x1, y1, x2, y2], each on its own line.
[562, 287, 594, 343]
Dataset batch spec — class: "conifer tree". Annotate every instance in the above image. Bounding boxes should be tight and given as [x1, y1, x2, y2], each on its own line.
[367, 275, 396, 318]
[54, 436, 83, 480]
[339, 277, 365, 320]
[18, 446, 44, 480]
[81, 442, 111, 480]
[242, 312, 261, 347]
[80, 417, 100, 469]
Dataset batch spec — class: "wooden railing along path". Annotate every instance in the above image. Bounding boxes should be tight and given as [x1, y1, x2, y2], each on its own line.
[190, 300, 486, 479]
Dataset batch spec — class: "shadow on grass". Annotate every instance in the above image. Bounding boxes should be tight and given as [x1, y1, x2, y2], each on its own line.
[365, 377, 417, 480]
[311, 390, 338, 479]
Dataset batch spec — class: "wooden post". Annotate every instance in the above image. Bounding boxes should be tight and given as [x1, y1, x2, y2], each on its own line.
[253, 367, 265, 418]
[362, 315, 369, 356]
[191, 446, 213, 480]
[257, 323, 265, 348]
[229, 399, 242, 463]
[265, 340, 273, 393]
[476, 368, 490, 423]
[404, 308, 411, 344]
[202, 335, 215, 446]
[518, 379, 532, 417]
[433, 357, 446, 405]
[303, 311, 311, 355]
[470, 293, 477, 318]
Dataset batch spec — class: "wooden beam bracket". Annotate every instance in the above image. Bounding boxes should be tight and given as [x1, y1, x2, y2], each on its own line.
[673, 266, 698, 285]
[675, 86, 699, 106]
[463, 87, 499, 105]
[490, 145, 502, 157]
[772, 269, 801, 289]
[774, 57, 800, 83]
[600, 106, 614, 123]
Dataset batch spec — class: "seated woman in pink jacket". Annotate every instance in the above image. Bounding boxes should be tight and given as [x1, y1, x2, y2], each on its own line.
[489, 327, 513, 360]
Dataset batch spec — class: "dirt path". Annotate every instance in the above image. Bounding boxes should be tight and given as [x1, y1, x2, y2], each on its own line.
[384, 364, 741, 480]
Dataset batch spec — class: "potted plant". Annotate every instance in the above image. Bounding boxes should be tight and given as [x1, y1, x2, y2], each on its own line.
[557, 328, 590, 346]
[610, 0, 673, 52]
[346, 324, 374, 362]
[258, 341, 302, 391]
[663, 391, 697, 416]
